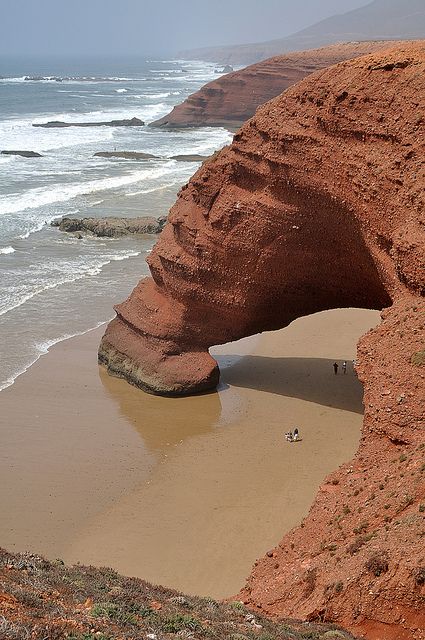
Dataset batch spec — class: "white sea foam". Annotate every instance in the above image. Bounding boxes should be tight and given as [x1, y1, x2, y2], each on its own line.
[0, 76, 26, 83]
[0, 115, 115, 151]
[0, 162, 176, 216]
[135, 92, 172, 99]
[17, 211, 77, 240]
[0, 249, 141, 317]
[0, 246, 15, 254]
[124, 180, 186, 197]
[0, 319, 110, 392]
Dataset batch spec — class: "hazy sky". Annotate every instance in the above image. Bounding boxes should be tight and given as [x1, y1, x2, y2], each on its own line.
[0, 0, 371, 56]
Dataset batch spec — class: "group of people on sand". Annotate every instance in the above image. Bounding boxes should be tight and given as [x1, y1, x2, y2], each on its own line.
[333, 359, 355, 375]
[285, 360, 356, 443]
[285, 428, 300, 443]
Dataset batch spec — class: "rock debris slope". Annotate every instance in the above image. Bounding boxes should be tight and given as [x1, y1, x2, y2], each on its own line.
[100, 43, 424, 638]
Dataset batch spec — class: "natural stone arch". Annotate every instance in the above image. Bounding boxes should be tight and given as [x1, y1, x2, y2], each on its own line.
[99, 44, 425, 638]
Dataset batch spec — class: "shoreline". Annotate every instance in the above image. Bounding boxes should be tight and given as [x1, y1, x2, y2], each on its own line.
[0, 319, 110, 393]
[0, 308, 380, 598]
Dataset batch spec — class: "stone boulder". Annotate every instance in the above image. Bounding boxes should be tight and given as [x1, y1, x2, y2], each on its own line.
[52, 216, 166, 237]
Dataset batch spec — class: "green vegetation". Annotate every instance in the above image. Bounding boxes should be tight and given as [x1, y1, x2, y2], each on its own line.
[160, 613, 204, 633]
[91, 601, 137, 625]
[0, 548, 359, 640]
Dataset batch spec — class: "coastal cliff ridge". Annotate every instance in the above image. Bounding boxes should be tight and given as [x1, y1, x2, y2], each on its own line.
[99, 42, 425, 638]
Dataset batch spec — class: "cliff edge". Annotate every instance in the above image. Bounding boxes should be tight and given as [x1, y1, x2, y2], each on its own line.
[99, 43, 425, 638]
[152, 41, 407, 129]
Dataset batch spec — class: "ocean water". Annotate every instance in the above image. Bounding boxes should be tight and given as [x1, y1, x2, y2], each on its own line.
[0, 56, 233, 391]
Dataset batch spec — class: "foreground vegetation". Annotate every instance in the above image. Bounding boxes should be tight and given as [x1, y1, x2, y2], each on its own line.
[0, 548, 357, 640]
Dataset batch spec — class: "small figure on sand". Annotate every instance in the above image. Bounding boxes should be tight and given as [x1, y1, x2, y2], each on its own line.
[333, 362, 338, 375]
[285, 428, 300, 442]
[342, 360, 347, 374]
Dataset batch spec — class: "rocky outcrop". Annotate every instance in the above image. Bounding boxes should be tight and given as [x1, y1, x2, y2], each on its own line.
[1, 150, 43, 158]
[152, 41, 407, 129]
[52, 216, 166, 237]
[33, 117, 144, 128]
[93, 151, 208, 162]
[100, 43, 425, 637]
[170, 154, 209, 162]
[94, 151, 158, 160]
[179, 0, 425, 64]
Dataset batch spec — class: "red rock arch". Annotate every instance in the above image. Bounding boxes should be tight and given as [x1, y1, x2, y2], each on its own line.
[99, 44, 425, 638]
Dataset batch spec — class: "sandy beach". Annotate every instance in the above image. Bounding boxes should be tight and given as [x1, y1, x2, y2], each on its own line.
[0, 307, 379, 599]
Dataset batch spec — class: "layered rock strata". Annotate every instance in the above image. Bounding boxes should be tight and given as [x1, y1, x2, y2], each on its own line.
[152, 41, 407, 129]
[100, 43, 425, 636]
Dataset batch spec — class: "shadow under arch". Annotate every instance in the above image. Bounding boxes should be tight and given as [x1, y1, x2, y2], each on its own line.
[216, 355, 364, 414]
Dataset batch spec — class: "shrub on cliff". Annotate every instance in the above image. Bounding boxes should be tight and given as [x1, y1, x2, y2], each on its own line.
[365, 551, 389, 577]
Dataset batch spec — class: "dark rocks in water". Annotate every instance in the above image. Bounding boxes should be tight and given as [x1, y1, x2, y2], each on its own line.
[51, 216, 167, 237]
[94, 151, 158, 160]
[33, 117, 145, 129]
[94, 151, 209, 162]
[1, 150, 43, 158]
[170, 154, 209, 162]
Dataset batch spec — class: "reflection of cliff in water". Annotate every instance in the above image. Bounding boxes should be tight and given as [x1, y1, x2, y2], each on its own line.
[99, 365, 223, 453]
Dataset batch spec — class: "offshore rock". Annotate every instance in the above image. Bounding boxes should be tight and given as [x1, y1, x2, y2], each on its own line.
[33, 117, 144, 128]
[52, 216, 166, 237]
[1, 150, 43, 157]
[152, 41, 407, 129]
[94, 151, 158, 160]
[100, 43, 424, 637]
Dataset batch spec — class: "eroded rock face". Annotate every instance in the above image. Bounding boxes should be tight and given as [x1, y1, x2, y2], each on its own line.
[100, 44, 424, 636]
[152, 41, 409, 129]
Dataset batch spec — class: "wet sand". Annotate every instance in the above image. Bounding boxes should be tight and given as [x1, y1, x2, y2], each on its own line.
[0, 308, 380, 599]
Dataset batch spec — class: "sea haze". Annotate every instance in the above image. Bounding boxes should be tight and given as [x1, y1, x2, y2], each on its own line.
[0, 56, 233, 391]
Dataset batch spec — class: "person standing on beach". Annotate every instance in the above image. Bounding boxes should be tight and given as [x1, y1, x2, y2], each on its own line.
[333, 362, 338, 375]
[342, 361, 347, 374]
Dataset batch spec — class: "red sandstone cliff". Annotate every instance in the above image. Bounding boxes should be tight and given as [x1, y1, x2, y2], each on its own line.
[152, 42, 405, 129]
[100, 43, 425, 637]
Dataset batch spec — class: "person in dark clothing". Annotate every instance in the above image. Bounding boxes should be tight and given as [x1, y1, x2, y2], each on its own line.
[333, 362, 338, 375]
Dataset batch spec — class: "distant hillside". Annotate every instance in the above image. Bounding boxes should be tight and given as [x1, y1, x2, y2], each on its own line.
[179, 0, 425, 64]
